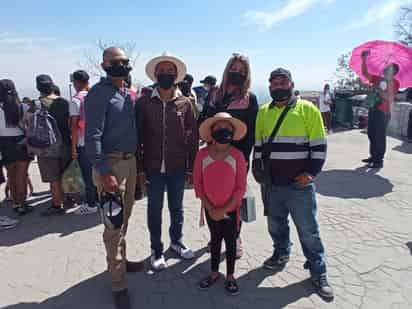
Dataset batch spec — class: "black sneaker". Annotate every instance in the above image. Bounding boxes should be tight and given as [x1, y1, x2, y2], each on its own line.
[112, 289, 131, 309]
[368, 162, 383, 169]
[263, 250, 289, 270]
[41, 206, 65, 217]
[126, 260, 145, 273]
[362, 157, 373, 163]
[16, 204, 34, 216]
[312, 274, 334, 299]
[225, 279, 240, 296]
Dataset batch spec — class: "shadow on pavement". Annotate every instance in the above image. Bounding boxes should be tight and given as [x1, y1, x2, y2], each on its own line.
[0, 196, 100, 247]
[316, 167, 393, 199]
[1, 247, 323, 309]
[393, 142, 412, 154]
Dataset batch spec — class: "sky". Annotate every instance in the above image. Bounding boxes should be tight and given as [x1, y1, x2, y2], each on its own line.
[0, 0, 410, 100]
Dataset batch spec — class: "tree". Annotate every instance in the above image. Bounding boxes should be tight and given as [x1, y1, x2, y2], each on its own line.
[395, 6, 412, 46]
[334, 52, 368, 91]
[79, 39, 140, 78]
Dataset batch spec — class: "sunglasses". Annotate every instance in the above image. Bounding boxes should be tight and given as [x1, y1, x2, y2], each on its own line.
[231, 53, 249, 61]
[110, 59, 130, 66]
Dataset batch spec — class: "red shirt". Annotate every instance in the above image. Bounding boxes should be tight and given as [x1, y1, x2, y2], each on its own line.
[370, 75, 400, 113]
[193, 146, 247, 211]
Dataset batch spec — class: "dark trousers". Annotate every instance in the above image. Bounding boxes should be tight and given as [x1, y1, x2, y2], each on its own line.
[146, 169, 186, 254]
[322, 111, 332, 132]
[77, 146, 98, 207]
[206, 210, 237, 276]
[408, 109, 412, 140]
[368, 109, 390, 163]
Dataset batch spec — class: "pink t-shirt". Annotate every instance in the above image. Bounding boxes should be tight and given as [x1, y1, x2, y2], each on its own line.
[193, 146, 247, 212]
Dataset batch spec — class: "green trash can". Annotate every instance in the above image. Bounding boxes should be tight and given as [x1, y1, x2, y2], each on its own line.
[333, 98, 353, 128]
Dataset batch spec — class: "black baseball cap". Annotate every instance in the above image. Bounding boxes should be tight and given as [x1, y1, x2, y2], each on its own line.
[200, 75, 217, 86]
[269, 68, 292, 82]
[36, 74, 53, 86]
[183, 74, 194, 84]
[36, 74, 54, 94]
[72, 70, 90, 83]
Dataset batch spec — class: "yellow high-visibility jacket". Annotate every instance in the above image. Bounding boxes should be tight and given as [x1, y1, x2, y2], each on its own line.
[254, 99, 327, 185]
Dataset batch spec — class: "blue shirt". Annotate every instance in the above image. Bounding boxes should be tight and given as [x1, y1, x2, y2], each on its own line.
[85, 78, 137, 175]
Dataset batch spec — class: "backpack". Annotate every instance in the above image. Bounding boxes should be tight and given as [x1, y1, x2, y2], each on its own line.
[26, 100, 63, 158]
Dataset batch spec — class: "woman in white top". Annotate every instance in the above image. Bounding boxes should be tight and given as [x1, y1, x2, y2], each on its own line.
[0, 80, 33, 215]
[319, 84, 333, 132]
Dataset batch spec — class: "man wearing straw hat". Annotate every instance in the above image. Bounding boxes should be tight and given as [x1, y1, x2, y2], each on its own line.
[136, 53, 198, 271]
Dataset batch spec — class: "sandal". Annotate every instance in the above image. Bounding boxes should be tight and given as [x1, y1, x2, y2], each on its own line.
[15, 204, 34, 216]
[15, 205, 27, 216]
[198, 274, 221, 290]
[225, 279, 240, 296]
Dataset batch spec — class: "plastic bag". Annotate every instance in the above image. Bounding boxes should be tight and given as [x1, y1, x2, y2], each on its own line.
[240, 185, 256, 223]
[61, 160, 85, 194]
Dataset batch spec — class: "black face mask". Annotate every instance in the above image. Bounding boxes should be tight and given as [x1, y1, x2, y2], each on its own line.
[157, 74, 176, 90]
[179, 83, 191, 96]
[212, 128, 234, 145]
[104, 62, 132, 78]
[228, 72, 246, 86]
[270, 89, 293, 102]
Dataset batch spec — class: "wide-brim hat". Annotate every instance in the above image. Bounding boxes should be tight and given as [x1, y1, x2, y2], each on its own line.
[145, 52, 187, 84]
[199, 112, 247, 142]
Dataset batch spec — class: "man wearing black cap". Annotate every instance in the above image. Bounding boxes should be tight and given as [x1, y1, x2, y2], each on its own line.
[196, 75, 218, 124]
[200, 75, 217, 90]
[178, 74, 199, 118]
[198, 75, 217, 111]
[70, 70, 98, 215]
[253, 68, 334, 299]
[33, 74, 71, 216]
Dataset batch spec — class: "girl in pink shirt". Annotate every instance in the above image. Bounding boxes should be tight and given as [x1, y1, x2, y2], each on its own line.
[194, 112, 247, 296]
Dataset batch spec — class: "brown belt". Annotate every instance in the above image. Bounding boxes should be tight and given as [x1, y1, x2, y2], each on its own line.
[105, 152, 135, 160]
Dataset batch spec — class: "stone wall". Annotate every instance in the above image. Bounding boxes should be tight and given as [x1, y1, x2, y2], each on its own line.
[388, 101, 412, 137]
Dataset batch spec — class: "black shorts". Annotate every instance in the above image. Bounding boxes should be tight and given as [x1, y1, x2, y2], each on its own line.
[0, 135, 33, 165]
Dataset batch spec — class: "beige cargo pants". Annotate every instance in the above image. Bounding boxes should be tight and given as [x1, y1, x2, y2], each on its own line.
[93, 155, 136, 291]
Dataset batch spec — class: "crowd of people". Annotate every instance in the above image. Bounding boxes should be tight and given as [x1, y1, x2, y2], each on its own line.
[0, 46, 400, 309]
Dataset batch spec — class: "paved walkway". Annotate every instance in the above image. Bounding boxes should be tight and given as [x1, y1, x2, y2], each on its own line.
[1, 130, 412, 309]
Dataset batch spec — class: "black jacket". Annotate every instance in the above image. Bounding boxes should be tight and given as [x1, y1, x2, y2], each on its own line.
[199, 90, 258, 165]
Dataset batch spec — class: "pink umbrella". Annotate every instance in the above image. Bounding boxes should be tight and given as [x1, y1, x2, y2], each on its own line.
[349, 40, 412, 88]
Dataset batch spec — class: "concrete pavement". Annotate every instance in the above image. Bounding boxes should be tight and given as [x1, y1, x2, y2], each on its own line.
[1, 130, 411, 309]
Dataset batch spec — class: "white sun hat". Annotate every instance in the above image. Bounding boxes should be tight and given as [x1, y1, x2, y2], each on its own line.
[145, 52, 187, 84]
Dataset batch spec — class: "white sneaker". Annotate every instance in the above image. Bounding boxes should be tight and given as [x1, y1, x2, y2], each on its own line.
[0, 216, 19, 230]
[171, 242, 195, 260]
[150, 251, 167, 271]
[74, 204, 98, 215]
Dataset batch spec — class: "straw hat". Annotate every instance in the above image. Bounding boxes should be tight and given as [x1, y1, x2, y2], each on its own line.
[199, 112, 247, 142]
[145, 52, 187, 83]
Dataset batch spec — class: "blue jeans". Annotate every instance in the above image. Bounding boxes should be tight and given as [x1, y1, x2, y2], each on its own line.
[267, 182, 326, 278]
[146, 169, 186, 254]
[77, 146, 98, 207]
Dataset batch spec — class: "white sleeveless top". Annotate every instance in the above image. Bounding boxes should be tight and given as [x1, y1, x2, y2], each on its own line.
[0, 106, 24, 137]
